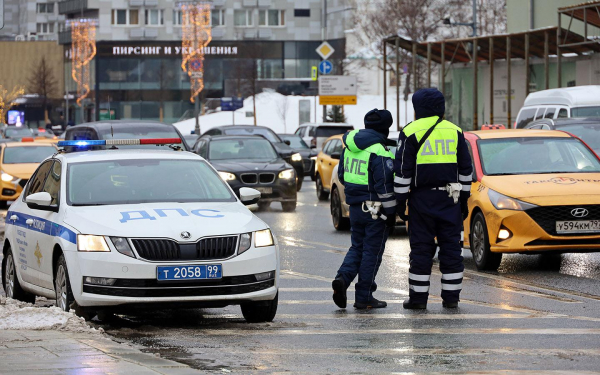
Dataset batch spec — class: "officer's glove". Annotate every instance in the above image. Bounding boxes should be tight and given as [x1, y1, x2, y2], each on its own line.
[396, 200, 409, 222]
[460, 198, 469, 221]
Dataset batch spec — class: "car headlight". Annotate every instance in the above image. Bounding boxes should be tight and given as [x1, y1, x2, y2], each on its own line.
[1, 172, 17, 182]
[488, 189, 537, 211]
[291, 153, 302, 162]
[238, 233, 252, 255]
[219, 171, 236, 181]
[278, 169, 295, 179]
[254, 229, 274, 247]
[77, 235, 110, 252]
[310, 156, 317, 161]
[110, 237, 135, 258]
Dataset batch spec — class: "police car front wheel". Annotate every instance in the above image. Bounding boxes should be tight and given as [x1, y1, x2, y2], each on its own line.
[2, 248, 35, 304]
[54, 255, 75, 312]
[241, 292, 278, 323]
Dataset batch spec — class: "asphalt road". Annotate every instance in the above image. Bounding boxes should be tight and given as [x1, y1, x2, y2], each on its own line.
[5, 180, 600, 373]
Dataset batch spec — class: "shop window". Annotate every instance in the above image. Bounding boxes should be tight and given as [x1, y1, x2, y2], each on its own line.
[112, 9, 139, 25]
[145, 9, 163, 26]
[211, 9, 225, 26]
[36, 22, 55, 34]
[234, 9, 253, 26]
[36, 3, 55, 14]
[259, 10, 284, 26]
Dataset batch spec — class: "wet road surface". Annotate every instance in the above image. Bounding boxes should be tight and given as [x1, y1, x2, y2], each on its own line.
[5, 181, 600, 373]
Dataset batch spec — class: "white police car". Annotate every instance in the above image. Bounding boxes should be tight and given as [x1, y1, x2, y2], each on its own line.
[1, 138, 279, 322]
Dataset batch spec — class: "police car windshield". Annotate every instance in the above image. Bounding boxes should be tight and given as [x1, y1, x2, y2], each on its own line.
[223, 128, 281, 143]
[5, 127, 33, 138]
[3, 146, 56, 164]
[479, 137, 600, 176]
[209, 138, 278, 161]
[67, 159, 235, 206]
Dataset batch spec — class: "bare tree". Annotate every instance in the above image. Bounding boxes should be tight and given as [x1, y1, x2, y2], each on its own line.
[157, 61, 171, 122]
[27, 57, 58, 125]
[276, 94, 289, 132]
[0, 85, 25, 125]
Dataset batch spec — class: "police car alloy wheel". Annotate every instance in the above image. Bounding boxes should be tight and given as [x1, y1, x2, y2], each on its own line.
[54, 255, 74, 312]
[2, 249, 35, 303]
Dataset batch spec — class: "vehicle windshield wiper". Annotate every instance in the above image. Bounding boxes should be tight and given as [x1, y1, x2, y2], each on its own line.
[486, 172, 517, 176]
[71, 203, 108, 206]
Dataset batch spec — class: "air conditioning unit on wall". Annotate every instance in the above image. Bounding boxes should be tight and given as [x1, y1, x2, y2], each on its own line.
[27, 33, 38, 41]
[15, 35, 25, 41]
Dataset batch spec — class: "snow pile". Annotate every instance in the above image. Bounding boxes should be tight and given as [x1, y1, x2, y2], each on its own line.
[173, 92, 414, 136]
[0, 297, 101, 333]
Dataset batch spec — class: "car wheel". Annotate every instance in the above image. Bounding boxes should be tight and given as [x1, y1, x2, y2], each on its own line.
[471, 212, 502, 271]
[282, 201, 297, 212]
[310, 173, 316, 181]
[54, 255, 75, 312]
[296, 177, 303, 192]
[0, 200, 7, 209]
[331, 187, 350, 231]
[241, 292, 278, 323]
[257, 201, 270, 211]
[2, 248, 35, 303]
[316, 175, 329, 201]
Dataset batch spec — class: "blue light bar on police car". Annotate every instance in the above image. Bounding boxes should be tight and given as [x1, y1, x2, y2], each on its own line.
[58, 138, 182, 147]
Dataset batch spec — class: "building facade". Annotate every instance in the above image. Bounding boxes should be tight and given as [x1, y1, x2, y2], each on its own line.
[57, 0, 351, 123]
[0, 0, 66, 40]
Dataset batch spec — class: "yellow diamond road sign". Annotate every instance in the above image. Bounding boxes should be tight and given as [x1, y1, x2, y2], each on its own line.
[316, 41, 335, 60]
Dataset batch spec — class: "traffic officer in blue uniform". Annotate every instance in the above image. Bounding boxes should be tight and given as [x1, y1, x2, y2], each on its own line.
[331, 109, 396, 310]
[394, 88, 473, 309]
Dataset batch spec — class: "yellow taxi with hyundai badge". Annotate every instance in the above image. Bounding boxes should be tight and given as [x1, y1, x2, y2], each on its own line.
[2, 138, 279, 323]
[464, 129, 600, 271]
[0, 140, 58, 208]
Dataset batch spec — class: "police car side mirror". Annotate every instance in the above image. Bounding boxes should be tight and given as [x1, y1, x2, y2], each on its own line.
[330, 152, 341, 160]
[25, 192, 58, 212]
[240, 187, 261, 206]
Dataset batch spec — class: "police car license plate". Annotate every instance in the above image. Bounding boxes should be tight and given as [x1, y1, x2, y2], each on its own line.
[256, 187, 272, 194]
[556, 220, 600, 234]
[157, 265, 222, 281]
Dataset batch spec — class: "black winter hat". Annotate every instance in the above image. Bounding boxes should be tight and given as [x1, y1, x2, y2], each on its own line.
[412, 88, 445, 119]
[364, 108, 393, 135]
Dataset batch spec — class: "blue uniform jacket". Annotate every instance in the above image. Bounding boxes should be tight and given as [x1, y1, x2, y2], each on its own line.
[338, 129, 396, 215]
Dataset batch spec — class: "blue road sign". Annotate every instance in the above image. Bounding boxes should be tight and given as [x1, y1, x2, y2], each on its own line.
[221, 97, 244, 111]
[319, 60, 333, 75]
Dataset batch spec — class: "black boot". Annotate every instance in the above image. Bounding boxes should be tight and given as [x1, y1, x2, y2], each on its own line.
[442, 301, 459, 308]
[331, 277, 347, 308]
[402, 298, 427, 310]
[354, 298, 387, 310]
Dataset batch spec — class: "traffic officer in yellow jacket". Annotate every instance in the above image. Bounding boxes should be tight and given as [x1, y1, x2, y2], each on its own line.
[332, 109, 396, 310]
[394, 88, 473, 309]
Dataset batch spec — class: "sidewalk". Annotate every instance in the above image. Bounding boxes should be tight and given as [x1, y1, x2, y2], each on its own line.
[0, 329, 201, 374]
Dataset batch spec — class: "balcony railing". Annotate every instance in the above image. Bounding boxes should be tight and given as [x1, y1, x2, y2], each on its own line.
[58, 0, 90, 15]
[58, 30, 72, 45]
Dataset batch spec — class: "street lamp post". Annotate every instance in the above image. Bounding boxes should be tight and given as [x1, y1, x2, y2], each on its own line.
[443, 0, 478, 37]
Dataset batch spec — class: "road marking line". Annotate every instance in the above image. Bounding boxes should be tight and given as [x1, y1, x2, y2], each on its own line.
[198, 328, 600, 336]
[280, 287, 408, 295]
[201, 313, 558, 320]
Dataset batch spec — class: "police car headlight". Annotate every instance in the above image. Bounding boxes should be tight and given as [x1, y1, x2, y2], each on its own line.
[254, 229, 274, 248]
[291, 153, 302, 162]
[1, 172, 17, 182]
[77, 235, 110, 252]
[488, 189, 537, 211]
[219, 171, 236, 181]
[110, 237, 135, 258]
[238, 233, 252, 255]
[278, 169, 294, 180]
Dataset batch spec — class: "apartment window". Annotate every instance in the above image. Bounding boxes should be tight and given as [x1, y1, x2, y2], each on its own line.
[173, 10, 182, 25]
[294, 9, 310, 17]
[259, 10, 284, 26]
[145, 9, 163, 25]
[111, 9, 140, 25]
[211, 9, 225, 26]
[36, 3, 55, 14]
[234, 9, 253, 26]
[36, 22, 55, 34]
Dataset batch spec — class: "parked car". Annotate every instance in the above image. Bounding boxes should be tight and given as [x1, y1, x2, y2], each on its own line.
[315, 134, 344, 200]
[201, 125, 304, 191]
[64, 120, 190, 151]
[278, 134, 318, 180]
[515, 85, 600, 129]
[192, 135, 297, 212]
[0, 126, 34, 141]
[295, 123, 354, 150]
[525, 117, 600, 154]
[463, 129, 600, 271]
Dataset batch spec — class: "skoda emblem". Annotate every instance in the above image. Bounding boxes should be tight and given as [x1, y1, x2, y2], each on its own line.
[571, 208, 589, 218]
[180, 231, 191, 240]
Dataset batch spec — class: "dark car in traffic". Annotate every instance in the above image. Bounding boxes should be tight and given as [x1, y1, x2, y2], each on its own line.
[525, 117, 600, 154]
[192, 135, 297, 211]
[0, 126, 34, 141]
[201, 125, 304, 191]
[278, 133, 318, 180]
[64, 120, 189, 151]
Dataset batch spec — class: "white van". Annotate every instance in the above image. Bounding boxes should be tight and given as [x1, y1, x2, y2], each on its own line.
[294, 123, 354, 150]
[515, 85, 600, 129]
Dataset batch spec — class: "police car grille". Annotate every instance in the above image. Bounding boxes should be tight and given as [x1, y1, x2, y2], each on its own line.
[196, 236, 237, 259]
[526, 205, 600, 236]
[132, 239, 181, 260]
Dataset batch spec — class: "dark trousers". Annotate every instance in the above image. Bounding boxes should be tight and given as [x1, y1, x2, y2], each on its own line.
[336, 204, 389, 303]
[407, 189, 464, 304]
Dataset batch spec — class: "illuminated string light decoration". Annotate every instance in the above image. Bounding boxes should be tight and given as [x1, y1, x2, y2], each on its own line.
[69, 19, 97, 106]
[180, 2, 212, 103]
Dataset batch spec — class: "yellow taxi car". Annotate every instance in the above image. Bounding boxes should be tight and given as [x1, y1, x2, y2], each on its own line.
[464, 129, 600, 271]
[315, 134, 344, 200]
[0, 141, 58, 208]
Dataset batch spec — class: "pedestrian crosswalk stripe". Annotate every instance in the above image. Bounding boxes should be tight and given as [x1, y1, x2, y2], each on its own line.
[198, 328, 600, 336]
[201, 313, 561, 320]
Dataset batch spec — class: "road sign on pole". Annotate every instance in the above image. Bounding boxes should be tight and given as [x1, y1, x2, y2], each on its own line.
[311, 66, 318, 81]
[318, 75, 358, 105]
[316, 41, 335, 60]
[318, 60, 333, 75]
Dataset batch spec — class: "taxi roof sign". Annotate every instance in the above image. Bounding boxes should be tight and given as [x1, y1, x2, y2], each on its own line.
[316, 41, 335, 60]
[481, 124, 506, 130]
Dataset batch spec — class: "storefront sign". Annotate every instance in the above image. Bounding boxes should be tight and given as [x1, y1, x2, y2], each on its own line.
[111, 45, 238, 56]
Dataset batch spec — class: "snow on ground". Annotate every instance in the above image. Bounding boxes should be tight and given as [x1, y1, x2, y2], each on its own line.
[174, 91, 414, 135]
[0, 297, 101, 332]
